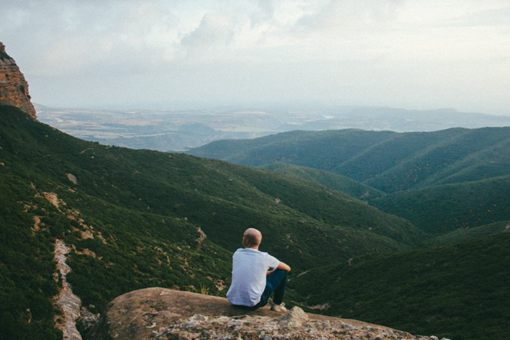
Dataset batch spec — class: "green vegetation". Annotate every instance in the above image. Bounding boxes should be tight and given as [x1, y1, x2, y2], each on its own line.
[293, 233, 510, 340]
[3, 103, 510, 339]
[191, 125, 510, 339]
[0, 177, 61, 340]
[429, 220, 510, 245]
[371, 176, 510, 233]
[260, 162, 384, 200]
[0, 105, 418, 338]
[189, 129, 397, 170]
[189, 127, 510, 192]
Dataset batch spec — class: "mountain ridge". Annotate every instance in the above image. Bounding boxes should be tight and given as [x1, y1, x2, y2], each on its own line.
[188, 127, 510, 192]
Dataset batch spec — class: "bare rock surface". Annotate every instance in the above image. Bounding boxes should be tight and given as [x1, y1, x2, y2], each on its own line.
[0, 42, 37, 119]
[96, 287, 435, 339]
[53, 239, 82, 340]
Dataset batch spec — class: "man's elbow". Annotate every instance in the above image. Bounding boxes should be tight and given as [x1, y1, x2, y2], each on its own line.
[278, 262, 291, 272]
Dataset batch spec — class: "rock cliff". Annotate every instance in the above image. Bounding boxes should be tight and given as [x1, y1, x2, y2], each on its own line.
[0, 42, 37, 119]
[91, 288, 441, 339]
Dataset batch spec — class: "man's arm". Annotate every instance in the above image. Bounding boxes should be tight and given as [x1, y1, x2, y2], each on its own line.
[277, 261, 291, 272]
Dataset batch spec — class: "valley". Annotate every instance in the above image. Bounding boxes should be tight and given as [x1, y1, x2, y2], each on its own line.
[2, 102, 510, 339]
[37, 104, 510, 153]
[2, 2, 510, 338]
[0, 105, 422, 339]
[189, 126, 510, 339]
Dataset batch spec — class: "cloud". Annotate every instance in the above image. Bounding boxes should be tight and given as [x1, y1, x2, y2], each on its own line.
[1, 0, 510, 114]
[447, 6, 510, 27]
[294, 0, 404, 32]
[180, 14, 236, 60]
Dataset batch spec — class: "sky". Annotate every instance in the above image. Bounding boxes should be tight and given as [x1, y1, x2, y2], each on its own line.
[1, 0, 510, 114]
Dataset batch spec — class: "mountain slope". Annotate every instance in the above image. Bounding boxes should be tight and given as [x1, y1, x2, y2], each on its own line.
[189, 127, 510, 193]
[293, 233, 510, 340]
[363, 127, 510, 192]
[0, 105, 421, 338]
[430, 220, 510, 245]
[189, 129, 397, 168]
[261, 162, 384, 200]
[371, 175, 510, 233]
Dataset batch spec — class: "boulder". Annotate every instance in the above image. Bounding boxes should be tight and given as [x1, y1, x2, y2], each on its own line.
[92, 287, 434, 339]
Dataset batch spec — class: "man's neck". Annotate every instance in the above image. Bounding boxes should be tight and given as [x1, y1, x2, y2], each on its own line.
[246, 246, 259, 250]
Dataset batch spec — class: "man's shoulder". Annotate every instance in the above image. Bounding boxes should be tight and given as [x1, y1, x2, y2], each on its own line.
[234, 248, 270, 257]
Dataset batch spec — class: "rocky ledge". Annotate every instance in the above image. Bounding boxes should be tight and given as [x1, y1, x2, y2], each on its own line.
[0, 42, 37, 119]
[91, 288, 442, 340]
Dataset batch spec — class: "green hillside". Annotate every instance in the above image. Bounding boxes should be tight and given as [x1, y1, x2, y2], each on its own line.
[189, 129, 397, 168]
[293, 233, 510, 340]
[190, 124, 510, 339]
[364, 128, 510, 192]
[261, 162, 384, 200]
[0, 105, 420, 338]
[430, 220, 510, 245]
[371, 176, 510, 233]
[189, 127, 510, 193]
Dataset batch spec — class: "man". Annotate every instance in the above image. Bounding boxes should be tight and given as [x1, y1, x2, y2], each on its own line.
[226, 227, 291, 312]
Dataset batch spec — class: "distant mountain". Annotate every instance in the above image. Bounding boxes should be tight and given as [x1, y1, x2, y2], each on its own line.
[294, 106, 510, 132]
[37, 104, 510, 152]
[36, 105, 278, 152]
[189, 127, 510, 192]
[0, 105, 420, 339]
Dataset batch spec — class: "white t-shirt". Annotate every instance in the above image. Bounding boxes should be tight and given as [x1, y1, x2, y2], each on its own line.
[226, 248, 280, 307]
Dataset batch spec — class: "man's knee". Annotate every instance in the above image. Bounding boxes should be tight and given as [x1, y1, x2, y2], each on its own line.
[268, 269, 287, 285]
[268, 268, 287, 280]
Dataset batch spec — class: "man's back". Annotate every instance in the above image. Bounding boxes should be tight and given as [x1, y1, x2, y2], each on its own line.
[226, 248, 279, 307]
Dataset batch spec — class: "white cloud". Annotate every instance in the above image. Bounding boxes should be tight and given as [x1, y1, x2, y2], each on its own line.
[1, 0, 510, 114]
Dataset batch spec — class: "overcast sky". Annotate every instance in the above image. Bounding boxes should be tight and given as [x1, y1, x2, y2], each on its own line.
[1, 0, 510, 114]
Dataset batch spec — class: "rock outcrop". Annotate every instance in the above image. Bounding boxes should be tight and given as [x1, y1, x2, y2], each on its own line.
[92, 288, 439, 339]
[0, 42, 37, 119]
[53, 239, 82, 340]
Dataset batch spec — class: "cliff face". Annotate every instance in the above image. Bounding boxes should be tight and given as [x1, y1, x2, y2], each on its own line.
[91, 288, 441, 340]
[0, 42, 37, 119]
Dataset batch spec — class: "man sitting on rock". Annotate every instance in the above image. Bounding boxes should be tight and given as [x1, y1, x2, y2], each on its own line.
[226, 227, 291, 312]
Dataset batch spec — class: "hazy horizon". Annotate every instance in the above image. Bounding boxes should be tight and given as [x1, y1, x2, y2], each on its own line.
[2, 0, 510, 116]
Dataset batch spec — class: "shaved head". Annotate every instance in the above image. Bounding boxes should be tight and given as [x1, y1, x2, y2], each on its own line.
[243, 228, 262, 248]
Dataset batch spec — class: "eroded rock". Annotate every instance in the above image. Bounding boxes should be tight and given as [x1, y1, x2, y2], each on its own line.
[0, 42, 36, 119]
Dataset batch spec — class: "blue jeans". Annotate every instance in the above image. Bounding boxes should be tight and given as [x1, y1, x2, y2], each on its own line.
[232, 269, 288, 310]
[256, 269, 287, 307]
